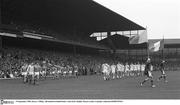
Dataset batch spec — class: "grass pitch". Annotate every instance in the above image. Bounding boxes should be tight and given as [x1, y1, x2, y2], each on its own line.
[0, 71, 180, 99]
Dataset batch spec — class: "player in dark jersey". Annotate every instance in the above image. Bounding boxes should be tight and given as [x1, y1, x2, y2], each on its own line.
[157, 60, 168, 82]
[140, 58, 156, 88]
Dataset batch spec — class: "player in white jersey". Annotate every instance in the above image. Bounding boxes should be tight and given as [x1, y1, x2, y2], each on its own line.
[125, 63, 129, 77]
[130, 63, 134, 76]
[102, 63, 110, 80]
[137, 62, 141, 76]
[111, 63, 116, 79]
[140, 63, 145, 76]
[116, 62, 121, 78]
[134, 63, 138, 76]
[121, 63, 125, 77]
[27, 63, 34, 75]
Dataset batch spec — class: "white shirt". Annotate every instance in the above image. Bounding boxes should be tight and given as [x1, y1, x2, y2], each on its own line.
[102, 63, 109, 73]
[125, 64, 129, 71]
[141, 64, 145, 71]
[117, 64, 121, 71]
[111, 65, 116, 73]
[121, 64, 125, 72]
[27, 64, 34, 75]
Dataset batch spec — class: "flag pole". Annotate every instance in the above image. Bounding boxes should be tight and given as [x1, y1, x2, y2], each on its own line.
[146, 26, 149, 58]
[162, 35, 164, 60]
[129, 30, 132, 62]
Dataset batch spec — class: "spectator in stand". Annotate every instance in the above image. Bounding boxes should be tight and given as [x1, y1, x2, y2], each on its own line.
[0, 46, 179, 79]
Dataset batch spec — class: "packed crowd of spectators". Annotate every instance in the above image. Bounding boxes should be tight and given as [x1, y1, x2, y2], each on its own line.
[0, 46, 179, 78]
[0, 46, 110, 78]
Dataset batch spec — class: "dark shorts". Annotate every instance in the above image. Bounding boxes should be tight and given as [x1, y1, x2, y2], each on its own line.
[144, 70, 148, 75]
[144, 71, 152, 77]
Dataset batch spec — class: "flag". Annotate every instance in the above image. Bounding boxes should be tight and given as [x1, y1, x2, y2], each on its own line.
[149, 40, 164, 52]
[129, 30, 148, 44]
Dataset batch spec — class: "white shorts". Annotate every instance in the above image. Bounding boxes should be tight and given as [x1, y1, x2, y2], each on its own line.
[22, 72, 27, 76]
[162, 71, 165, 75]
[117, 69, 121, 72]
[112, 70, 116, 74]
[28, 72, 34, 75]
[35, 72, 40, 75]
[148, 71, 152, 77]
[102, 70, 107, 73]
[52, 71, 55, 74]
[41, 71, 46, 75]
[57, 71, 62, 74]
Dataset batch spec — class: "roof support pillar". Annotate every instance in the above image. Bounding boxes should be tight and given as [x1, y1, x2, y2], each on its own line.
[128, 30, 132, 62]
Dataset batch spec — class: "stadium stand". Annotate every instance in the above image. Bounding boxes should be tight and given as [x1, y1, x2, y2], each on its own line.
[0, 0, 179, 79]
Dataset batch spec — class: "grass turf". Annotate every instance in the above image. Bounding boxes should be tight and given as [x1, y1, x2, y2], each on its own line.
[0, 71, 180, 99]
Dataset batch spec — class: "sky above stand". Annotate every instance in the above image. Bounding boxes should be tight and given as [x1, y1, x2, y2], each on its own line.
[94, 0, 180, 39]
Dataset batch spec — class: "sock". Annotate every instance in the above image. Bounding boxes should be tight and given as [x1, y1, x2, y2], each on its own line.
[151, 80, 154, 86]
[163, 75, 167, 81]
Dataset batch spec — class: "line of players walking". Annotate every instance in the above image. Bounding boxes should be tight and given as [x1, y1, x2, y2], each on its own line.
[20, 58, 167, 88]
[20, 61, 79, 85]
[102, 62, 145, 81]
[102, 58, 168, 88]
